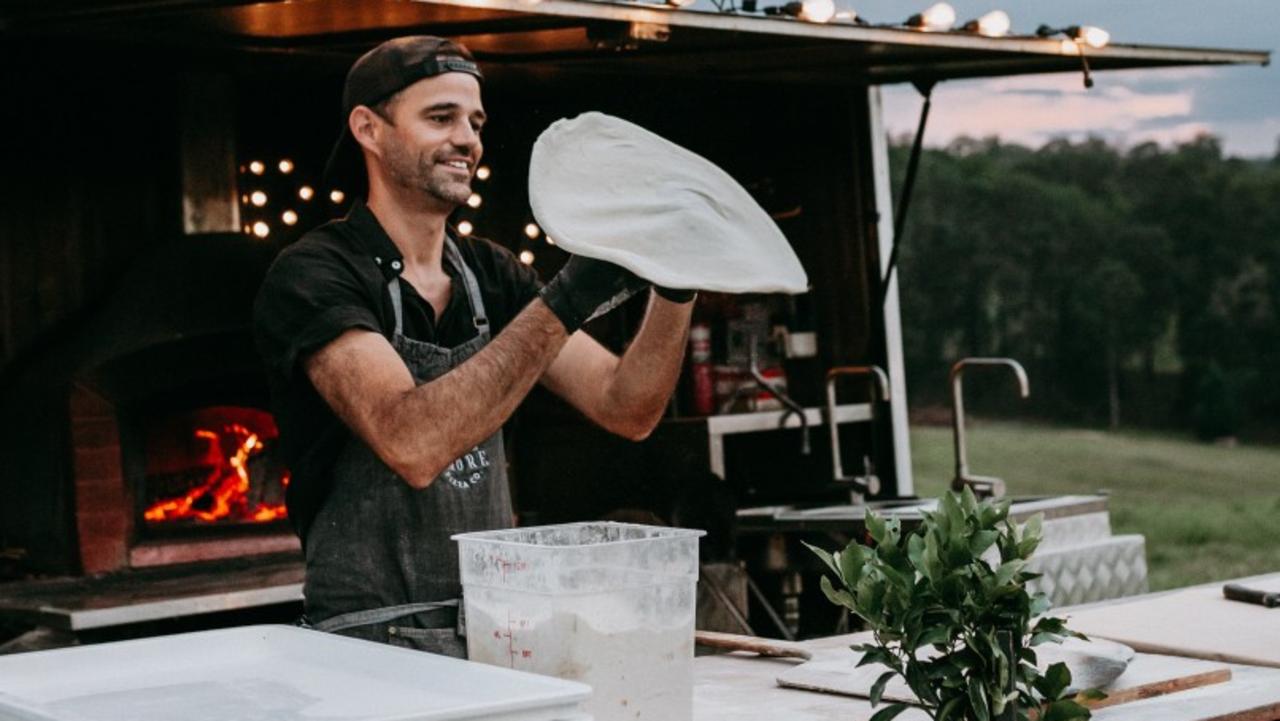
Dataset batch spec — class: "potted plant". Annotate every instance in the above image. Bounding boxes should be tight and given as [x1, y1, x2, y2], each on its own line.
[806, 488, 1100, 721]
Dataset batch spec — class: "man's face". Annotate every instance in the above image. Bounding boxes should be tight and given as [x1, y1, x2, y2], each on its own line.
[371, 72, 485, 207]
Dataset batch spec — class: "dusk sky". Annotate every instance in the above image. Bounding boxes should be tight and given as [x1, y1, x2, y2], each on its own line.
[850, 1, 1277, 157]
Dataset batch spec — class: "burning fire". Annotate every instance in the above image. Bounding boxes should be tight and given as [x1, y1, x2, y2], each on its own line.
[144, 423, 288, 523]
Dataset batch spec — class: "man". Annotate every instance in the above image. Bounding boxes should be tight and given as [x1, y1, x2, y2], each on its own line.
[252, 36, 695, 657]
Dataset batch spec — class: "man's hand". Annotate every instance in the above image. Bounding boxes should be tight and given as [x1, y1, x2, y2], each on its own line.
[539, 255, 649, 333]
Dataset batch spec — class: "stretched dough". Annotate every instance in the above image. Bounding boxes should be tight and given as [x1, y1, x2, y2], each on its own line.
[528, 112, 809, 294]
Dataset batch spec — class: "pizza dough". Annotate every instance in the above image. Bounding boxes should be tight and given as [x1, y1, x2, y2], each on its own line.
[528, 112, 809, 294]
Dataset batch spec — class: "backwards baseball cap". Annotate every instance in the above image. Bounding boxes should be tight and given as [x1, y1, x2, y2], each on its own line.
[323, 36, 484, 190]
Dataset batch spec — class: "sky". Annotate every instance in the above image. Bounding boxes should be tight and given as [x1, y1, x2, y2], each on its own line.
[838, 1, 1276, 157]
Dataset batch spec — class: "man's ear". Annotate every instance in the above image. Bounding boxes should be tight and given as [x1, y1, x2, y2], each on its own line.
[349, 106, 383, 157]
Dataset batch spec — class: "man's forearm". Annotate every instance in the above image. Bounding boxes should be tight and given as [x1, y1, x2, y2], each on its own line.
[381, 300, 568, 486]
[602, 292, 694, 437]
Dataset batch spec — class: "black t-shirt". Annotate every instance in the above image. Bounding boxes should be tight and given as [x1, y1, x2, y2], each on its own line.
[252, 202, 541, 539]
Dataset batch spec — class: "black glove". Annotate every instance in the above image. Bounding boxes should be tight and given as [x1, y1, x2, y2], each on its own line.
[654, 286, 697, 304]
[539, 255, 650, 333]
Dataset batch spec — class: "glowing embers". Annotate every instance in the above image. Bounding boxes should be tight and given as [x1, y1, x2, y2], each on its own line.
[141, 407, 288, 526]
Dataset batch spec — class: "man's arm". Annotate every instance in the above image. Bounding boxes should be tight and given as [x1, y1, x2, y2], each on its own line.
[541, 291, 694, 440]
[306, 300, 568, 488]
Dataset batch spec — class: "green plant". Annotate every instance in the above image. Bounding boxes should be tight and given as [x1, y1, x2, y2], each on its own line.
[806, 489, 1098, 721]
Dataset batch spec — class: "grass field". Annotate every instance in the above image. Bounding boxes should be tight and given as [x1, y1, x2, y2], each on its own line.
[909, 421, 1280, 591]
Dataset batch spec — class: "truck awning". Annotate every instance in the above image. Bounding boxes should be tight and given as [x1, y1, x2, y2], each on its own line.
[2, 0, 1270, 84]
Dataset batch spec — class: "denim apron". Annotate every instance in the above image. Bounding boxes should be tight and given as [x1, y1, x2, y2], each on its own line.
[302, 234, 512, 657]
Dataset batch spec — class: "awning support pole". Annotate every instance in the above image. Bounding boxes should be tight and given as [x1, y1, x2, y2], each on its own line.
[879, 79, 934, 306]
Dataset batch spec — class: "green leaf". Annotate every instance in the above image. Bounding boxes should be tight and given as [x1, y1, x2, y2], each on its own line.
[913, 624, 952, 650]
[870, 670, 897, 706]
[937, 695, 965, 721]
[969, 529, 1000, 558]
[868, 703, 910, 721]
[967, 676, 991, 721]
[801, 540, 841, 578]
[1035, 662, 1072, 701]
[820, 575, 858, 612]
[857, 646, 896, 669]
[866, 510, 888, 545]
[994, 559, 1027, 588]
[1077, 688, 1108, 702]
[907, 533, 928, 578]
[1042, 699, 1091, 721]
[1030, 632, 1063, 647]
[1030, 594, 1052, 617]
[839, 544, 867, 584]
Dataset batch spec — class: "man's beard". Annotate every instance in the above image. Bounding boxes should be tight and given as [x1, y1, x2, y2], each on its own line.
[383, 141, 471, 207]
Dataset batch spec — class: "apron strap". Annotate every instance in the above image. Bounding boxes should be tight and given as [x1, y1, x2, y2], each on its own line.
[309, 599, 460, 633]
[443, 235, 490, 339]
[384, 234, 490, 341]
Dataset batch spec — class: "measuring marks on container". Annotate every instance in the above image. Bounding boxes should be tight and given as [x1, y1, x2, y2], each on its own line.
[491, 609, 536, 667]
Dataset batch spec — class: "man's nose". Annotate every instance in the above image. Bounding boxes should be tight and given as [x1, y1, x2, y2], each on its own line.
[451, 123, 481, 150]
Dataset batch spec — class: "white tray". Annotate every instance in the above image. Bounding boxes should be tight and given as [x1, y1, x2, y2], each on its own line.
[0, 625, 590, 721]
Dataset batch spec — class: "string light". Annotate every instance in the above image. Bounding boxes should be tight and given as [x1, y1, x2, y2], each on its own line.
[475, 166, 491, 181]
[546, 236, 556, 246]
[252, 221, 270, 238]
[667, 0, 696, 7]
[1076, 25, 1111, 48]
[250, 191, 268, 207]
[278, 159, 294, 174]
[906, 2, 955, 30]
[457, 220, 474, 236]
[240, 194, 249, 204]
[282, 210, 299, 226]
[329, 189, 345, 204]
[962, 10, 1010, 37]
[524, 222, 541, 239]
[249, 161, 265, 175]
[833, 6, 858, 22]
[299, 186, 315, 201]
[243, 224, 252, 234]
[764, 0, 835, 23]
[466, 193, 482, 208]
[519, 250, 536, 265]
[1037, 24, 1111, 49]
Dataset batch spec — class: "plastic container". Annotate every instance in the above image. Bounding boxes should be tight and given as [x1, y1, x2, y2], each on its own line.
[0, 625, 589, 721]
[454, 522, 705, 721]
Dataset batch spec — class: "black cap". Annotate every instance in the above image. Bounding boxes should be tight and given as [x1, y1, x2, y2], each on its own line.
[323, 36, 483, 190]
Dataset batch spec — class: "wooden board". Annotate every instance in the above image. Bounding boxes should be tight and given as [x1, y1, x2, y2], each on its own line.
[776, 650, 1231, 709]
[1065, 573, 1280, 669]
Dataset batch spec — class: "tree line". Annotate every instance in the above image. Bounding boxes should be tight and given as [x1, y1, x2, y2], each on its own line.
[890, 134, 1280, 439]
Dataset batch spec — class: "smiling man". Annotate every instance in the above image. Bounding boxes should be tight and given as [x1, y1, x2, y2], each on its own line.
[252, 36, 696, 657]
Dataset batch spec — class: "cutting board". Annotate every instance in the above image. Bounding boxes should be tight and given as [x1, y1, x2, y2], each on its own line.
[1065, 574, 1280, 668]
[777, 648, 1231, 709]
[696, 631, 1231, 710]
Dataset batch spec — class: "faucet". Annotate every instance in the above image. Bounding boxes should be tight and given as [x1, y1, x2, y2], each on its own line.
[950, 357, 1030, 498]
[745, 336, 811, 455]
[826, 365, 890, 505]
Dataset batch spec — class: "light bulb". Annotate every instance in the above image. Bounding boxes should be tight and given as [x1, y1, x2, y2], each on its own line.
[1077, 25, 1110, 48]
[519, 250, 535, 265]
[833, 8, 858, 22]
[912, 2, 955, 30]
[457, 220, 474, 236]
[524, 222, 541, 239]
[667, 0, 695, 7]
[329, 189, 345, 204]
[282, 210, 298, 226]
[299, 186, 314, 201]
[974, 10, 1010, 37]
[278, 159, 294, 174]
[243, 224, 252, 234]
[250, 191, 268, 207]
[799, 0, 835, 22]
[475, 166, 491, 181]
[248, 160, 265, 175]
[466, 193, 482, 209]
[546, 237, 556, 246]
[240, 194, 249, 204]
[252, 221, 270, 238]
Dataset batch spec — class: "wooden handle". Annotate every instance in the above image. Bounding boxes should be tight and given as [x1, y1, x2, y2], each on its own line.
[694, 630, 812, 660]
